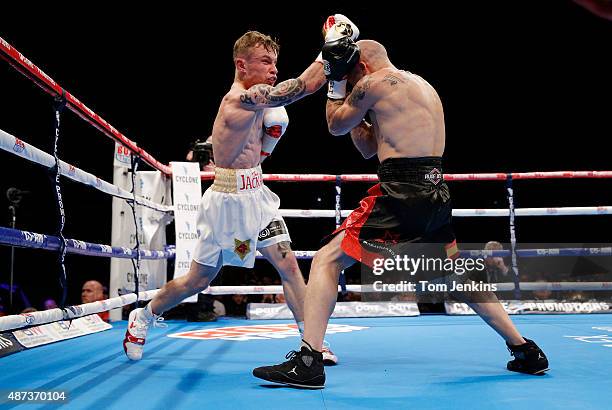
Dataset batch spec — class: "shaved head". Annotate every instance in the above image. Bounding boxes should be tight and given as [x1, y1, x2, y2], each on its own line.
[346, 39, 393, 85]
[356, 40, 391, 70]
[82, 280, 104, 303]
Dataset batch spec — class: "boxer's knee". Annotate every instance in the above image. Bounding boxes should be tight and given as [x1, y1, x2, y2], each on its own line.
[312, 243, 344, 275]
[276, 240, 292, 259]
[314, 231, 354, 273]
[184, 260, 219, 290]
[311, 246, 329, 270]
[274, 242, 303, 280]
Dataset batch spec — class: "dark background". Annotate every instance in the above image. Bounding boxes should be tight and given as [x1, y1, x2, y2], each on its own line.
[1, 1, 611, 312]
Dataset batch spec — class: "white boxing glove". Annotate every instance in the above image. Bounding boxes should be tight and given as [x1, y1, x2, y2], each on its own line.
[315, 14, 359, 67]
[322, 14, 360, 42]
[261, 106, 289, 160]
[327, 80, 347, 100]
[318, 14, 360, 99]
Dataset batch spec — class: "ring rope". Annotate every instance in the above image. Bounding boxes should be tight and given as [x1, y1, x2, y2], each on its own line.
[129, 156, 142, 300]
[0, 290, 160, 332]
[0, 128, 172, 213]
[335, 175, 348, 294]
[2, 279, 609, 332]
[506, 175, 521, 298]
[10, 126, 608, 219]
[240, 171, 612, 183]
[269, 248, 612, 259]
[0, 226, 174, 260]
[0, 36, 171, 174]
[278, 207, 612, 218]
[203, 282, 612, 296]
[1, 226, 609, 260]
[51, 96, 69, 308]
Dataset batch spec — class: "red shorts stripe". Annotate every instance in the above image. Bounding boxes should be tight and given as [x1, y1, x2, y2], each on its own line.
[331, 183, 383, 263]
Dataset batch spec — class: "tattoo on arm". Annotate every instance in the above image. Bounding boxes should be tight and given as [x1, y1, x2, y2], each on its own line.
[240, 78, 306, 107]
[240, 94, 255, 105]
[351, 119, 372, 140]
[382, 74, 405, 86]
[277, 241, 292, 259]
[350, 120, 377, 158]
[326, 99, 344, 124]
[348, 78, 371, 106]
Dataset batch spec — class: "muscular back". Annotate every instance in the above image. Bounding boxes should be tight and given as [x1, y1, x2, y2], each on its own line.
[212, 83, 264, 169]
[364, 68, 445, 160]
[331, 67, 445, 161]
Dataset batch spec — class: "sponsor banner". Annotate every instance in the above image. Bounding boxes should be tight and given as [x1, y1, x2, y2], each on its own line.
[171, 162, 202, 303]
[331, 301, 420, 317]
[168, 323, 368, 342]
[246, 303, 292, 320]
[110, 166, 171, 320]
[12, 315, 112, 349]
[12, 325, 56, 348]
[247, 301, 420, 320]
[113, 142, 132, 167]
[445, 300, 612, 315]
[77, 313, 112, 333]
[0, 332, 23, 358]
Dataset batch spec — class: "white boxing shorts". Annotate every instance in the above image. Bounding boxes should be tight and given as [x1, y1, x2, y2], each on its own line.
[193, 165, 291, 268]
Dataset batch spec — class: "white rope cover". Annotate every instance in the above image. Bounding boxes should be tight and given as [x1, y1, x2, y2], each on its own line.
[0, 128, 172, 213]
[279, 207, 612, 218]
[0, 290, 159, 332]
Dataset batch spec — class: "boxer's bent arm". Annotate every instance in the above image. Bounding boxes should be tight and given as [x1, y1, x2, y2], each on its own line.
[326, 77, 376, 135]
[350, 120, 377, 159]
[239, 62, 326, 110]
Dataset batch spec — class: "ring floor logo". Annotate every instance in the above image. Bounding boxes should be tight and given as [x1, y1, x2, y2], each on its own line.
[168, 323, 368, 341]
[564, 327, 612, 348]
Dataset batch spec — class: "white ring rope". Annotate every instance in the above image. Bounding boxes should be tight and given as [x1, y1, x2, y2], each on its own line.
[205, 282, 612, 295]
[4, 127, 610, 219]
[1, 280, 609, 332]
[279, 206, 612, 218]
[0, 290, 159, 332]
[0, 128, 172, 213]
[204, 171, 612, 182]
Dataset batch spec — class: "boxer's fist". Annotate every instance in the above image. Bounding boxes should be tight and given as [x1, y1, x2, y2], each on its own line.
[261, 107, 289, 159]
[321, 37, 360, 81]
[322, 14, 360, 42]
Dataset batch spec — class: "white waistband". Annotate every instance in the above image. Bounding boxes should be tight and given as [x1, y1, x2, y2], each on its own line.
[212, 165, 263, 193]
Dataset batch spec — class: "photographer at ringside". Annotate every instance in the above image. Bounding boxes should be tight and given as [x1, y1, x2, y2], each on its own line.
[186, 136, 215, 171]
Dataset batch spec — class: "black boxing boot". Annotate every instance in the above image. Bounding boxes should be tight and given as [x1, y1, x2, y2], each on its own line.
[506, 338, 549, 375]
[253, 340, 325, 389]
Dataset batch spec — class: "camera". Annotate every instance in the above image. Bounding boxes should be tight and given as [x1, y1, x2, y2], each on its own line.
[190, 138, 214, 169]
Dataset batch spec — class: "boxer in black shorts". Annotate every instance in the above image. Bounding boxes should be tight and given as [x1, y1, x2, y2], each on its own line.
[333, 156, 456, 266]
[254, 35, 549, 389]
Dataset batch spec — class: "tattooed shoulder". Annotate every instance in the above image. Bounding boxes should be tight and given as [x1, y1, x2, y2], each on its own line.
[382, 74, 405, 86]
[240, 78, 305, 107]
[348, 77, 372, 106]
[270, 78, 305, 104]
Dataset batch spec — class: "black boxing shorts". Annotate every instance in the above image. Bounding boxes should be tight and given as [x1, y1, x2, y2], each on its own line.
[326, 156, 457, 266]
